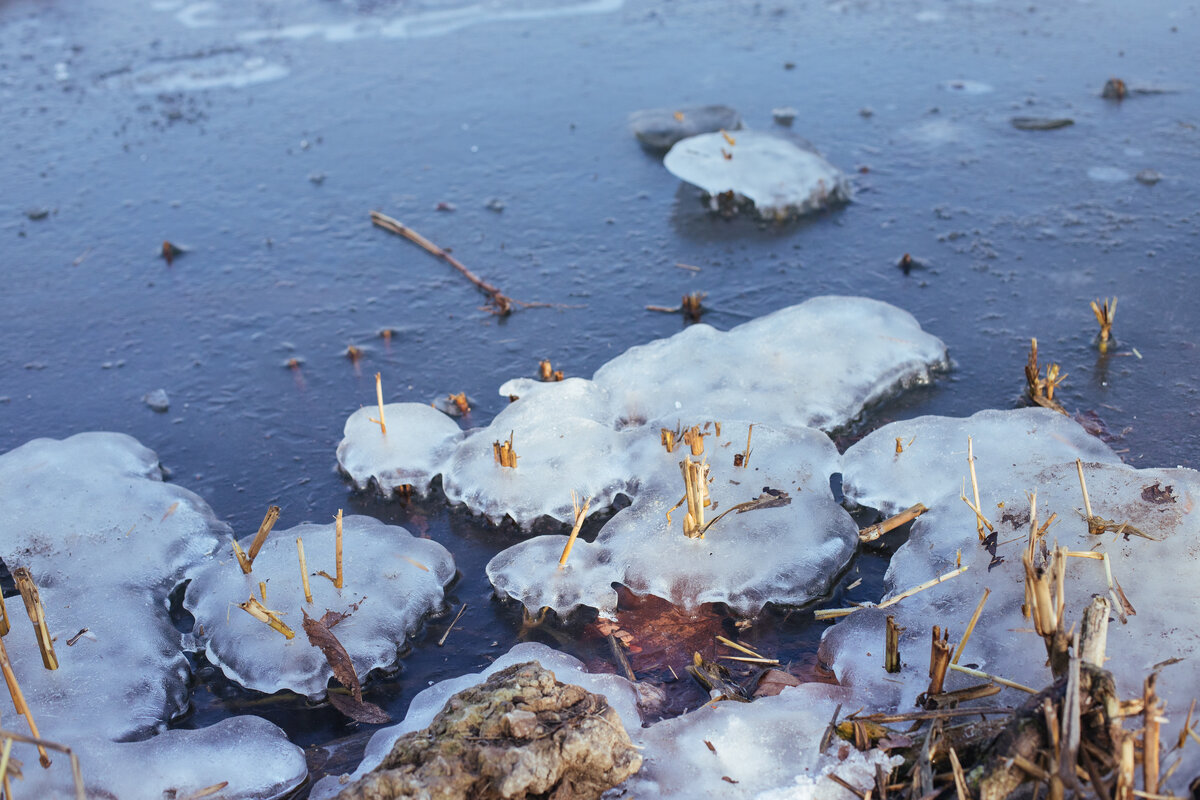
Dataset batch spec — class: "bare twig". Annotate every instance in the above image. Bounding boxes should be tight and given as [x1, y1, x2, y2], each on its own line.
[437, 603, 468, 647]
[859, 503, 928, 543]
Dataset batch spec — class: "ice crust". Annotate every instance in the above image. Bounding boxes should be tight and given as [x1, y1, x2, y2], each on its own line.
[486, 422, 859, 617]
[828, 415, 1200, 793]
[663, 131, 852, 219]
[0, 432, 306, 799]
[185, 514, 456, 697]
[337, 296, 949, 529]
[308, 642, 642, 800]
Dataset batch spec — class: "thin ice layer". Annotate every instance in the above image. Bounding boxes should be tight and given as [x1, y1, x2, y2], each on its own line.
[336, 296, 949, 529]
[820, 460, 1200, 794]
[486, 422, 858, 618]
[308, 642, 642, 800]
[663, 130, 852, 218]
[185, 515, 456, 697]
[841, 407, 1121, 515]
[0, 432, 307, 799]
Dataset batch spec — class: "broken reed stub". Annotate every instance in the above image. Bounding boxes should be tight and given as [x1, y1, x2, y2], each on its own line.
[247, 505, 281, 563]
[679, 458, 711, 539]
[682, 425, 706, 456]
[557, 491, 592, 567]
[12, 568, 57, 671]
[239, 596, 295, 640]
[0, 589, 8, 637]
[493, 431, 518, 468]
[885, 615, 903, 674]
[370, 372, 387, 435]
[538, 360, 564, 382]
[297, 538, 313, 604]
[0, 635, 52, 767]
[858, 502, 928, 543]
[231, 539, 253, 574]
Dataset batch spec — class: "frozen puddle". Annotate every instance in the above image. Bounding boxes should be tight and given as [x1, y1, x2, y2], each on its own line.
[0, 433, 305, 799]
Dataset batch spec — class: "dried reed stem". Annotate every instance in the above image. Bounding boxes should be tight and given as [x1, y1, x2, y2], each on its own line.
[949, 663, 1038, 694]
[369, 372, 387, 434]
[538, 360, 564, 382]
[928, 626, 952, 695]
[683, 425, 705, 456]
[734, 423, 754, 468]
[0, 592, 9, 637]
[0, 637, 52, 767]
[297, 538, 313, 603]
[1144, 674, 1161, 795]
[437, 603, 468, 647]
[13, 569, 57, 671]
[1080, 595, 1110, 669]
[679, 458, 711, 538]
[959, 489, 996, 534]
[258, 581, 268, 603]
[558, 491, 593, 567]
[231, 539, 253, 574]
[952, 588, 991, 665]
[1091, 296, 1117, 352]
[879, 564, 968, 609]
[968, 436, 985, 541]
[885, 615, 903, 673]
[660, 427, 677, 453]
[239, 596, 295, 639]
[335, 509, 344, 590]
[949, 747, 970, 800]
[247, 505, 281, 563]
[859, 503, 928, 543]
[493, 431, 518, 468]
[716, 635, 765, 660]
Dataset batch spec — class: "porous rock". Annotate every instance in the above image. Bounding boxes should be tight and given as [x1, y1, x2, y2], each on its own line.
[336, 661, 641, 800]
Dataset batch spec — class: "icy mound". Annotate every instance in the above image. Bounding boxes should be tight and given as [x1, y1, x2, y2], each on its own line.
[336, 296, 948, 529]
[664, 130, 851, 219]
[620, 682, 902, 799]
[0, 432, 306, 799]
[821, 460, 1200, 794]
[841, 408, 1121, 515]
[185, 515, 455, 697]
[308, 642, 641, 800]
[487, 423, 859, 617]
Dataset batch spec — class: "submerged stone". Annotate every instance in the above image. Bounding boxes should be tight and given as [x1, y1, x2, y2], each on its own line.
[663, 131, 851, 220]
[629, 104, 742, 151]
[334, 661, 641, 800]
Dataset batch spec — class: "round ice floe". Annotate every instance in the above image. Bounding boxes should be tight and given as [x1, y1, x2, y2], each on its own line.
[487, 423, 858, 617]
[185, 515, 455, 697]
[309, 642, 642, 800]
[664, 130, 851, 219]
[0, 432, 307, 799]
[840, 407, 1122, 515]
[820, 460, 1200, 794]
[337, 402, 463, 495]
[594, 296, 949, 432]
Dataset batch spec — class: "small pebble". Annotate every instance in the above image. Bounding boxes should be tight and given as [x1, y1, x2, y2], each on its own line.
[1135, 169, 1162, 186]
[772, 106, 798, 126]
[143, 389, 170, 413]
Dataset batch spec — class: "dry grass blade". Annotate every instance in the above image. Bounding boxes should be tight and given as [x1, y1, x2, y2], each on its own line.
[437, 603, 468, 647]
[13, 568, 58, 671]
[0, 640, 52, 768]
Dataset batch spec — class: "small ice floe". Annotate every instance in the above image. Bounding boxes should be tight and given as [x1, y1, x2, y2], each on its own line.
[629, 104, 743, 151]
[1088, 165, 1131, 182]
[664, 131, 851, 220]
[184, 514, 455, 697]
[0, 432, 306, 799]
[143, 388, 170, 412]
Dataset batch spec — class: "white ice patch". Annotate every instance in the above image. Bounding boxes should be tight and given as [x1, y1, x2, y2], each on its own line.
[0, 432, 306, 799]
[664, 131, 851, 219]
[184, 515, 455, 697]
[106, 50, 288, 93]
[826, 439, 1200, 794]
[308, 642, 641, 800]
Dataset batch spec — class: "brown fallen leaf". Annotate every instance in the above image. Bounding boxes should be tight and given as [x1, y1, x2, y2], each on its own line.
[753, 668, 802, 698]
[302, 608, 362, 703]
[1141, 482, 1176, 504]
[327, 691, 391, 724]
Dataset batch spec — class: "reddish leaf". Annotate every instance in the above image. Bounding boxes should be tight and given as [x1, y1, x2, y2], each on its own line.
[327, 691, 391, 724]
[302, 608, 362, 703]
[753, 669, 802, 698]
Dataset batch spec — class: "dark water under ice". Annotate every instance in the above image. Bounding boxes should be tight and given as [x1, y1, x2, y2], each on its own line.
[1, 0, 1198, 792]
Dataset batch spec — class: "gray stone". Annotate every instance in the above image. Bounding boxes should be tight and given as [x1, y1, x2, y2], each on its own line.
[143, 389, 170, 413]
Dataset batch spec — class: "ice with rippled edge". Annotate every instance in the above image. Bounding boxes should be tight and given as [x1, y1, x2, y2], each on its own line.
[663, 130, 852, 219]
[824, 452, 1200, 794]
[336, 296, 949, 529]
[840, 407, 1123, 515]
[487, 422, 859, 618]
[185, 515, 456, 697]
[0, 432, 306, 799]
[308, 642, 642, 800]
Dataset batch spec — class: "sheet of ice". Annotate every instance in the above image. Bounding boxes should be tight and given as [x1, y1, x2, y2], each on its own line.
[0, 432, 307, 799]
[309, 642, 642, 800]
[619, 682, 901, 799]
[185, 515, 455, 697]
[337, 296, 948, 529]
[663, 131, 852, 219]
[820, 460, 1200, 793]
[487, 422, 859, 617]
[337, 401, 463, 495]
[840, 408, 1121, 515]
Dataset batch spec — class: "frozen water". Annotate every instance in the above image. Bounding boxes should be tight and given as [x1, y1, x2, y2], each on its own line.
[841, 407, 1122, 515]
[629, 104, 743, 151]
[663, 131, 851, 219]
[309, 642, 642, 800]
[620, 682, 901, 799]
[185, 514, 456, 697]
[337, 296, 948, 529]
[0, 432, 306, 799]
[487, 422, 859, 617]
[822, 457, 1200, 794]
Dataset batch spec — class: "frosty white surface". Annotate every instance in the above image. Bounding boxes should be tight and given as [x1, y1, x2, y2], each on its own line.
[185, 514, 456, 697]
[309, 642, 642, 800]
[620, 681, 901, 799]
[336, 296, 948, 529]
[337, 401, 463, 495]
[0, 432, 306, 799]
[821, 459, 1200, 793]
[487, 423, 858, 617]
[663, 130, 851, 218]
[841, 408, 1121, 515]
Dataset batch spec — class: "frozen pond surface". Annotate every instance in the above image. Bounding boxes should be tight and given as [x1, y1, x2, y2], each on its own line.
[2, 0, 1199, 795]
